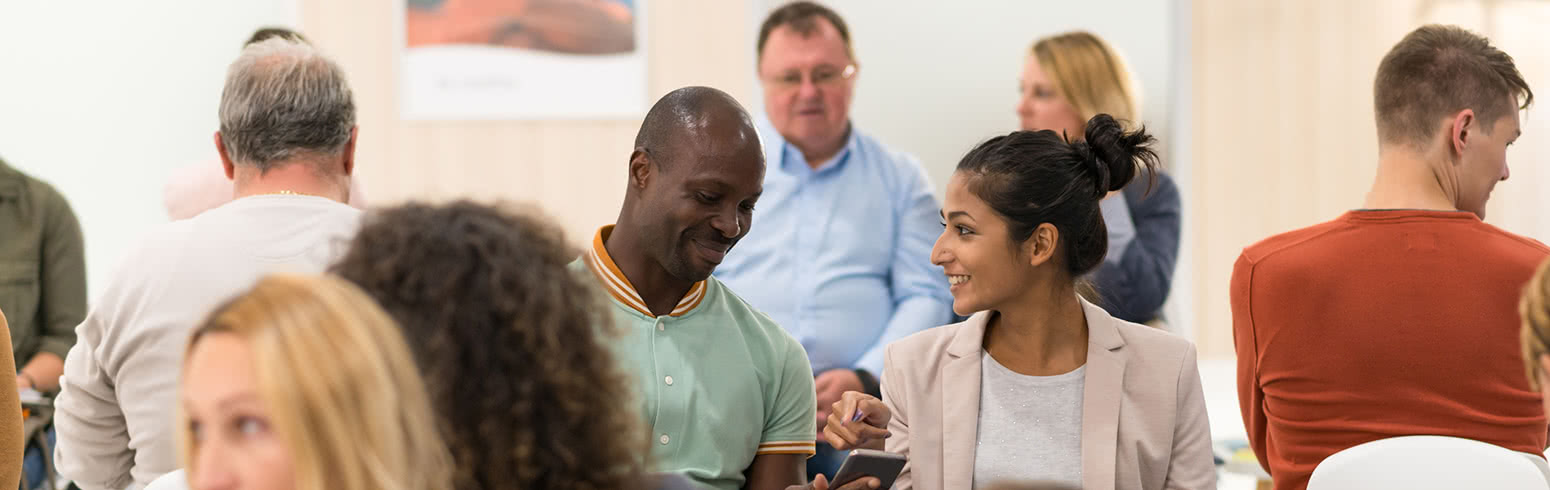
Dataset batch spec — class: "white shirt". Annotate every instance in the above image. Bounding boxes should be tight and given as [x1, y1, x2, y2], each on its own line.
[54, 195, 360, 490]
[972, 352, 1086, 489]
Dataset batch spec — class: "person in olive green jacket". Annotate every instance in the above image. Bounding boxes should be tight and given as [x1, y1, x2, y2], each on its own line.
[0, 156, 84, 490]
[0, 157, 83, 391]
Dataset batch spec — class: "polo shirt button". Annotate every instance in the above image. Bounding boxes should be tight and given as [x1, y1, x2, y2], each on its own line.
[665, 375, 674, 386]
[660, 434, 670, 445]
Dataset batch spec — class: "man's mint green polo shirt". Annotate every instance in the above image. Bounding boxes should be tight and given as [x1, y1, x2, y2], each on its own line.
[573, 225, 816, 490]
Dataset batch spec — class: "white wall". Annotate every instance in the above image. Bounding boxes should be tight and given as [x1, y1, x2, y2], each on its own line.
[0, 1, 297, 300]
[750, 0, 1179, 195]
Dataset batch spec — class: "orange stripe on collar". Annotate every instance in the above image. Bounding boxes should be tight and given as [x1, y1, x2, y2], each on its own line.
[587, 225, 707, 317]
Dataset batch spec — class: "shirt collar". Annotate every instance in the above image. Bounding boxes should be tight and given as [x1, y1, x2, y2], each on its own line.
[585, 225, 707, 318]
[756, 115, 860, 176]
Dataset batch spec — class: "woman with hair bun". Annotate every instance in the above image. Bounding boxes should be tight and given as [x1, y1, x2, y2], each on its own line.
[815, 115, 1214, 490]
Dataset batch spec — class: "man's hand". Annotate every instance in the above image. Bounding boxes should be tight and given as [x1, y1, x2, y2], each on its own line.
[824, 391, 891, 451]
[815, 369, 865, 440]
[784, 474, 881, 490]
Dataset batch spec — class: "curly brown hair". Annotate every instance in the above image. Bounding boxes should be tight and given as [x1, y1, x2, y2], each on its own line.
[330, 200, 647, 490]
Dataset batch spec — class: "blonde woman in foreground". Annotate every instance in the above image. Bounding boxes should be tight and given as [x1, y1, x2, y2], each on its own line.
[175, 274, 451, 490]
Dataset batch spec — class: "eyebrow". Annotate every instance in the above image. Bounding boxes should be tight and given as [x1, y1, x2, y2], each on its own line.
[942, 210, 974, 221]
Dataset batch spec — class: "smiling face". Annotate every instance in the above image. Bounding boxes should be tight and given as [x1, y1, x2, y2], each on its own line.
[932, 172, 1050, 316]
[634, 114, 766, 283]
[182, 333, 296, 490]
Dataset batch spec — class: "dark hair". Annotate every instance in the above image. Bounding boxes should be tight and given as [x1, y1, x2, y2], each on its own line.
[245, 27, 308, 47]
[757, 1, 854, 61]
[1374, 24, 1532, 146]
[957, 114, 1158, 277]
[330, 201, 646, 490]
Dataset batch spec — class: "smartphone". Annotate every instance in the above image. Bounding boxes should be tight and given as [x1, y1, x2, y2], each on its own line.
[831, 449, 907, 489]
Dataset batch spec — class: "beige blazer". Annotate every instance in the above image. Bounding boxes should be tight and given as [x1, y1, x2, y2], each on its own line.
[881, 299, 1215, 490]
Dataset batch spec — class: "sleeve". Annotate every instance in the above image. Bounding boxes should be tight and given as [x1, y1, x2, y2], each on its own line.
[758, 338, 817, 456]
[0, 314, 25, 490]
[1165, 344, 1217, 489]
[1093, 172, 1182, 323]
[855, 157, 953, 375]
[881, 345, 913, 490]
[54, 299, 136, 490]
[1230, 252, 1270, 473]
[38, 185, 85, 362]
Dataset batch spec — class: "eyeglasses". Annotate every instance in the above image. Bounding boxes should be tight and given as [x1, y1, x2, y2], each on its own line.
[763, 64, 857, 91]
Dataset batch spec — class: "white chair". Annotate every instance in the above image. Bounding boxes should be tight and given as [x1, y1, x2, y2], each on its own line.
[144, 470, 188, 490]
[1308, 435, 1548, 490]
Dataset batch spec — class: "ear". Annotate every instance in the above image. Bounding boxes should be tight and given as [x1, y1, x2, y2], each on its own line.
[340, 127, 358, 176]
[628, 148, 653, 190]
[215, 131, 235, 180]
[1449, 109, 1477, 160]
[1025, 223, 1059, 268]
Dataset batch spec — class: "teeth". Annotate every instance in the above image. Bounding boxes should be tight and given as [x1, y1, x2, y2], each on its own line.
[948, 275, 970, 286]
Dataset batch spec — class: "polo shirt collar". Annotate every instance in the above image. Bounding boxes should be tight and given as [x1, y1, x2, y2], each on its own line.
[585, 225, 707, 318]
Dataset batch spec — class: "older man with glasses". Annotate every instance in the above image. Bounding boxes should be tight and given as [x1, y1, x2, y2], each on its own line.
[713, 1, 953, 480]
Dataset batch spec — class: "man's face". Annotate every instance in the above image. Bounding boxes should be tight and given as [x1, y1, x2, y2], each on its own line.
[758, 19, 855, 156]
[1457, 106, 1520, 219]
[639, 125, 766, 283]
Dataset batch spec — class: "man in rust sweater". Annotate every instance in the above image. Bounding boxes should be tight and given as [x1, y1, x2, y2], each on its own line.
[1232, 24, 1546, 490]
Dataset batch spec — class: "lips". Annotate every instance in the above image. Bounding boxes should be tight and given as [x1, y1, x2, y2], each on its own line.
[692, 238, 731, 264]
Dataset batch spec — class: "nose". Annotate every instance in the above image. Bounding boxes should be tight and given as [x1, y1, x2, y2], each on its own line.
[709, 210, 741, 239]
[930, 229, 951, 267]
[797, 76, 821, 101]
[1502, 164, 1511, 181]
[1017, 93, 1033, 119]
[191, 444, 237, 490]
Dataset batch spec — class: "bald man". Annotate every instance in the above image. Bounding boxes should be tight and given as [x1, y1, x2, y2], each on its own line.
[572, 87, 869, 490]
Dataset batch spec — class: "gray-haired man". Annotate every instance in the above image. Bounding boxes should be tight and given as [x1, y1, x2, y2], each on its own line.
[53, 38, 363, 490]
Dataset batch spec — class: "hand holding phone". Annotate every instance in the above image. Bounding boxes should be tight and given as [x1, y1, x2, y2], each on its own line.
[831, 449, 907, 489]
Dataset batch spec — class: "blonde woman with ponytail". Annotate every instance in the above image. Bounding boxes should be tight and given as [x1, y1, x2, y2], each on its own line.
[176, 274, 451, 490]
[1015, 31, 1181, 325]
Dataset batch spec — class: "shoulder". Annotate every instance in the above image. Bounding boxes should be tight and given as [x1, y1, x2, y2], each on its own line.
[885, 316, 971, 374]
[1125, 170, 1180, 206]
[1474, 222, 1550, 258]
[851, 127, 931, 184]
[706, 277, 805, 354]
[1114, 319, 1196, 365]
[1236, 218, 1348, 267]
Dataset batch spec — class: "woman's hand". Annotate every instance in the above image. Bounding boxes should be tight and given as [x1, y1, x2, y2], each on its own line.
[823, 391, 891, 451]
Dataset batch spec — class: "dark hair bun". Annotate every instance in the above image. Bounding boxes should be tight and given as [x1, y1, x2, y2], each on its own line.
[1077, 114, 1159, 198]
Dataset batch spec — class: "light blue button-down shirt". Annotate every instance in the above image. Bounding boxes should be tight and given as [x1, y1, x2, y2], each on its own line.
[715, 118, 954, 376]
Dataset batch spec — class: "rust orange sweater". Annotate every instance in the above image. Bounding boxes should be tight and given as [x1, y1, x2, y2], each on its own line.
[1232, 209, 1549, 490]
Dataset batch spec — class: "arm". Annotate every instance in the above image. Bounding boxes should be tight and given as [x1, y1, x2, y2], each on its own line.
[855, 161, 952, 375]
[0, 313, 25, 490]
[881, 346, 912, 490]
[26, 187, 84, 392]
[1230, 253, 1270, 473]
[1093, 172, 1181, 323]
[53, 306, 136, 490]
[1164, 344, 1216, 489]
[746, 342, 818, 490]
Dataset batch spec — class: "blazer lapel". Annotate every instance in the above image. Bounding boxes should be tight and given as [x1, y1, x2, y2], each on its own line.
[941, 312, 989, 489]
[1080, 300, 1126, 490]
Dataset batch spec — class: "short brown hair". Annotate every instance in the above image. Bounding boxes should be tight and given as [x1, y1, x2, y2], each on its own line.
[1374, 24, 1532, 147]
[757, 1, 854, 61]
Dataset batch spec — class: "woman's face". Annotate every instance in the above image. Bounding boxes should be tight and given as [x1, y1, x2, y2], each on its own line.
[932, 173, 1041, 316]
[1016, 55, 1085, 138]
[182, 333, 296, 490]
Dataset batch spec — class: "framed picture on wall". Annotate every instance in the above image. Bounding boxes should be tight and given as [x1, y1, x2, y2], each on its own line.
[400, 0, 647, 120]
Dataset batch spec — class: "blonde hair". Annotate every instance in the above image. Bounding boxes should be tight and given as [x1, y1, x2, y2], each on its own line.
[1520, 259, 1550, 390]
[178, 274, 452, 490]
[1031, 31, 1142, 129]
